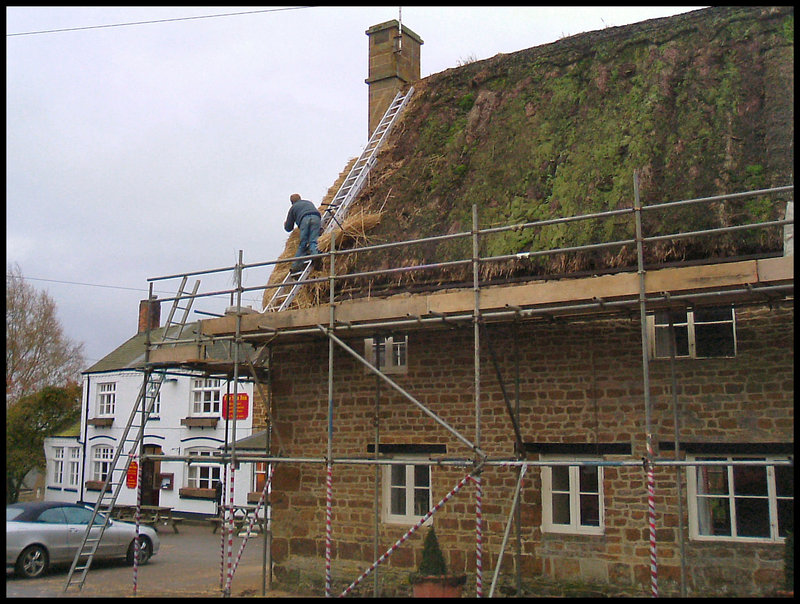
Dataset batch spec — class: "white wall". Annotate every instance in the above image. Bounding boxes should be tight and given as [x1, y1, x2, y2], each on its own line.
[71, 369, 255, 515]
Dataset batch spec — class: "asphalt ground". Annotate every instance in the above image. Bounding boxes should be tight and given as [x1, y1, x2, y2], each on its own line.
[6, 521, 307, 598]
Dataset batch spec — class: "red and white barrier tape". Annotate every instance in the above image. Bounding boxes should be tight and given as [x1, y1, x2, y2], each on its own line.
[474, 474, 483, 598]
[325, 463, 333, 597]
[226, 465, 235, 593]
[647, 458, 658, 597]
[132, 453, 140, 595]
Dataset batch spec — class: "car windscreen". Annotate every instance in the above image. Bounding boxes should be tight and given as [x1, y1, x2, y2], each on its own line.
[6, 507, 25, 521]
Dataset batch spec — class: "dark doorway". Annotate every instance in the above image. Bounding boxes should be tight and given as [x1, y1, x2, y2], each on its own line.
[141, 445, 162, 506]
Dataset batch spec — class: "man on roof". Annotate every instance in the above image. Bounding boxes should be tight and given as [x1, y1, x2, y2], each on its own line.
[284, 193, 322, 273]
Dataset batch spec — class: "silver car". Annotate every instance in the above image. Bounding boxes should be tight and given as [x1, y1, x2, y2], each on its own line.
[6, 501, 160, 578]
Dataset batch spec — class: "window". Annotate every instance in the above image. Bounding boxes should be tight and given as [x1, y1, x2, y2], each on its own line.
[254, 462, 268, 493]
[365, 335, 408, 375]
[382, 459, 432, 524]
[38, 507, 67, 524]
[68, 447, 81, 487]
[542, 458, 604, 535]
[648, 306, 736, 359]
[92, 446, 114, 482]
[62, 506, 104, 525]
[147, 380, 161, 417]
[191, 378, 222, 415]
[186, 449, 221, 489]
[52, 447, 65, 486]
[688, 456, 793, 542]
[97, 382, 116, 416]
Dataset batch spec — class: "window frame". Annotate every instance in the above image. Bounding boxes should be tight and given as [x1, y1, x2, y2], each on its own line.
[96, 382, 116, 416]
[686, 455, 792, 543]
[92, 445, 114, 482]
[647, 305, 737, 360]
[364, 335, 408, 375]
[381, 457, 433, 526]
[253, 461, 268, 493]
[190, 378, 222, 416]
[541, 456, 605, 536]
[185, 448, 222, 489]
[68, 446, 81, 487]
[52, 446, 65, 486]
[147, 380, 161, 417]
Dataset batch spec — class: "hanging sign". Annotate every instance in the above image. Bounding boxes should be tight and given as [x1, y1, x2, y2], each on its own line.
[222, 393, 249, 420]
[126, 460, 138, 489]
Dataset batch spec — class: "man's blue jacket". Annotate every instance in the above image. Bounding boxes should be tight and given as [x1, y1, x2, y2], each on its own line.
[284, 199, 321, 232]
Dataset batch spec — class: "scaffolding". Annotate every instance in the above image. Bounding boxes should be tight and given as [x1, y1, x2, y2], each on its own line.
[126, 179, 792, 597]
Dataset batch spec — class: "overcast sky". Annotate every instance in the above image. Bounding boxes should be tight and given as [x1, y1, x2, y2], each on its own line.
[7, 6, 705, 366]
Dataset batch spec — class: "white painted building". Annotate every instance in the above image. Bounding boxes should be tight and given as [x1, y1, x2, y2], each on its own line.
[43, 300, 259, 518]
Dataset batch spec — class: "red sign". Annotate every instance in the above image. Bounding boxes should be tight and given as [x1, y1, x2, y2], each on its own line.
[222, 393, 249, 420]
[126, 461, 138, 489]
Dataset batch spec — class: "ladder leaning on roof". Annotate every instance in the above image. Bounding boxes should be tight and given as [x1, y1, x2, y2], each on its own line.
[63, 280, 199, 592]
[265, 86, 415, 312]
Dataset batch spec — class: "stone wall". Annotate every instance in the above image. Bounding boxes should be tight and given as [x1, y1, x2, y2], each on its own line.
[253, 303, 793, 596]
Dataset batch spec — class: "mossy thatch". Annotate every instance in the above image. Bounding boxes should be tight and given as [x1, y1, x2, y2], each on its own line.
[269, 6, 794, 309]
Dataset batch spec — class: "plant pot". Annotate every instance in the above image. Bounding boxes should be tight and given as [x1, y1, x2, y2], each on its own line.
[411, 575, 466, 598]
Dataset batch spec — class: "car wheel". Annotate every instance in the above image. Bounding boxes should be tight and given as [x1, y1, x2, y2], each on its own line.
[16, 544, 49, 579]
[126, 536, 152, 565]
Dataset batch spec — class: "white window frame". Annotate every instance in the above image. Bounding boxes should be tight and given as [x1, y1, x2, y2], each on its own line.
[365, 335, 408, 375]
[52, 446, 65, 486]
[186, 448, 221, 489]
[191, 378, 222, 416]
[382, 457, 432, 525]
[647, 306, 736, 359]
[541, 457, 605, 535]
[686, 455, 792, 543]
[68, 447, 81, 487]
[253, 461, 268, 493]
[147, 380, 161, 417]
[96, 382, 116, 416]
[92, 445, 114, 482]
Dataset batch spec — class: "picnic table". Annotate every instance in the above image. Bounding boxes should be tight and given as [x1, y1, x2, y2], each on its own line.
[112, 505, 183, 534]
[208, 504, 266, 535]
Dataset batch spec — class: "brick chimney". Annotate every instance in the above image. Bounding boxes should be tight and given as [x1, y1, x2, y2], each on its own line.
[138, 297, 161, 334]
[365, 19, 423, 137]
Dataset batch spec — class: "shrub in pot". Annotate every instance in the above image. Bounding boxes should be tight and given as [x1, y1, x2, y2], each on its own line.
[409, 527, 466, 597]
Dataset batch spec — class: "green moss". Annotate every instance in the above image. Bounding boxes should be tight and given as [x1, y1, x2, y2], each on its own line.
[744, 164, 765, 189]
[782, 15, 793, 42]
[357, 6, 790, 285]
[457, 92, 476, 112]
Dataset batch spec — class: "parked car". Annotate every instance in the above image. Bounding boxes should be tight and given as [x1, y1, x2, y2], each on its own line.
[6, 501, 160, 578]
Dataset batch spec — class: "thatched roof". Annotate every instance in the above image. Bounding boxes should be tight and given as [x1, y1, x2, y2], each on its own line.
[268, 6, 794, 309]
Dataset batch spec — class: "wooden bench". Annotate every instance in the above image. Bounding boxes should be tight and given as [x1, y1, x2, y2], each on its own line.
[207, 515, 264, 535]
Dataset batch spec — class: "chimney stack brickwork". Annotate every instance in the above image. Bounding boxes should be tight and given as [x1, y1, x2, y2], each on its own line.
[365, 20, 423, 137]
[138, 298, 161, 334]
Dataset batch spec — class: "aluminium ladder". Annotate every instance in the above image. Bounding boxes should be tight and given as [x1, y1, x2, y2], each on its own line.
[265, 87, 415, 312]
[63, 281, 199, 592]
[159, 276, 200, 345]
